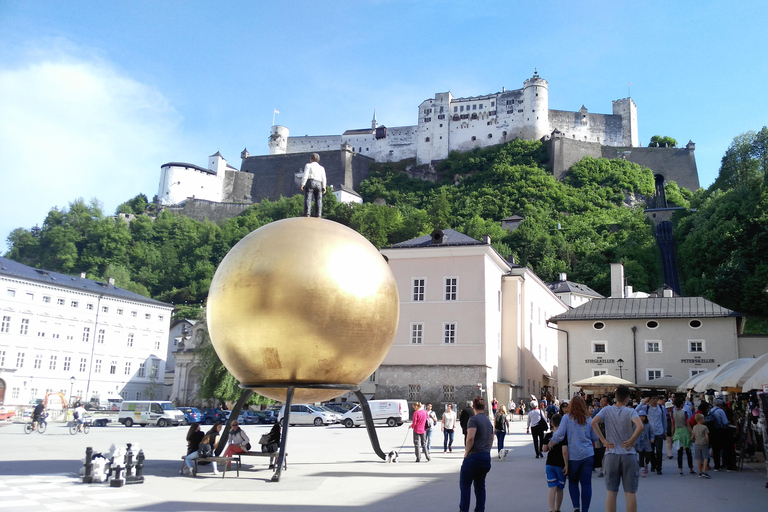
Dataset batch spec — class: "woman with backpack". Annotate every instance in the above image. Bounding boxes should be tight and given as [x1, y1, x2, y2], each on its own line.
[495, 405, 510, 454]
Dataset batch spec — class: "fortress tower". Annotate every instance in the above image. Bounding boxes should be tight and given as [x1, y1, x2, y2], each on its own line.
[269, 125, 289, 155]
[612, 97, 638, 147]
[522, 69, 549, 141]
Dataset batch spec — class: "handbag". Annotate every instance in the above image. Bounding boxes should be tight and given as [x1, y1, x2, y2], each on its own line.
[259, 433, 271, 445]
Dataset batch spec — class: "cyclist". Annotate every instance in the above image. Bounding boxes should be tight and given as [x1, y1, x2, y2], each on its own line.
[32, 402, 46, 431]
[73, 402, 87, 432]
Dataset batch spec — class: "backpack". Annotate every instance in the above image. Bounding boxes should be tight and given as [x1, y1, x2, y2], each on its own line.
[704, 408, 717, 430]
[495, 414, 504, 430]
[73, 410, 80, 420]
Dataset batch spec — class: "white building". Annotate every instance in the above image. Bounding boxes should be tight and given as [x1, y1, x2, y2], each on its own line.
[156, 152, 238, 207]
[549, 264, 744, 399]
[0, 257, 173, 408]
[377, 229, 567, 413]
[270, 70, 638, 165]
[547, 273, 604, 308]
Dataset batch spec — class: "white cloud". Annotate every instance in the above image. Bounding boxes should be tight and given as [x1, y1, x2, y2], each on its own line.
[0, 44, 184, 249]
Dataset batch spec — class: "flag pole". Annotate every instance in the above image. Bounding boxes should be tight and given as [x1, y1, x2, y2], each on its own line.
[272, 110, 276, 126]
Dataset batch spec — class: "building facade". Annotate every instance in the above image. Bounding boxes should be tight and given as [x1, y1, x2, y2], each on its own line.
[271, 71, 638, 165]
[0, 257, 173, 408]
[378, 229, 567, 414]
[550, 297, 743, 400]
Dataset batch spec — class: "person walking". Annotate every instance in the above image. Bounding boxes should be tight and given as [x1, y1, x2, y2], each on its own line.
[548, 395, 599, 512]
[459, 396, 494, 512]
[644, 396, 667, 475]
[542, 413, 567, 512]
[491, 398, 498, 417]
[633, 406, 653, 477]
[527, 401, 547, 458]
[708, 399, 729, 471]
[591, 385, 644, 512]
[494, 405, 509, 454]
[300, 153, 327, 217]
[509, 399, 516, 421]
[425, 403, 438, 453]
[671, 397, 695, 475]
[442, 403, 457, 453]
[460, 403, 474, 446]
[519, 401, 526, 421]
[408, 402, 430, 462]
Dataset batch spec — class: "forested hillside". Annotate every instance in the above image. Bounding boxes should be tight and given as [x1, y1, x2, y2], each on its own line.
[7, 132, 766, 330]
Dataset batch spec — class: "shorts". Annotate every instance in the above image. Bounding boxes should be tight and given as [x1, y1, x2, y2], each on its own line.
[603, 453, 640, 493]
[545, 465, 566, 489]
[693, 444, 709, 462]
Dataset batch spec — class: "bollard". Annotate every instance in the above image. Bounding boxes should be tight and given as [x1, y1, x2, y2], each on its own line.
[124, 443, 135, 480]
[132, 449, 145, 484]
[83, 447, 94, 484]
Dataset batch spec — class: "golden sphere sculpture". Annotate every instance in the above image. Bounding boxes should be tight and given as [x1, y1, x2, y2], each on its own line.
[207, 217, 399, 403]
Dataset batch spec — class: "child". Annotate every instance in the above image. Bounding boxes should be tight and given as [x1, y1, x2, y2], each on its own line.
[633, 405, 654, 477]
[691, 413, 711, 478]
[542, 413, 568, 512]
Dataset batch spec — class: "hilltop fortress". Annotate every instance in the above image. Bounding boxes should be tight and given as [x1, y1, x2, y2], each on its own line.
[156, 71, 699, 222]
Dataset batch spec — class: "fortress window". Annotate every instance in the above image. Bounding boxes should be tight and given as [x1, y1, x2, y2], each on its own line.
[479, 104, 483, 109]
[471, 136, 476, 141]
[440, 106, 444, 113]
[491, 101, 495, 106]
[473, 105, 477, 110]
[536, 93, 538, 97]
[488, 134, 493, 139]
[518, 109, 523, 113]
[460, 106, 464, 112]
[425, 137, 430, 142]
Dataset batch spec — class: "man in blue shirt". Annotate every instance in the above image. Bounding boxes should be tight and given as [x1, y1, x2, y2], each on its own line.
[459, 396, 494, 512]
[644, 395, 667, 475]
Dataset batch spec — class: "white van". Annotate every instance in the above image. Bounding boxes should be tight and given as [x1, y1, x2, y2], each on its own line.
[341, 399, 409, 428]
[91, 394, 123, 411]
[118, 401, 185, 427]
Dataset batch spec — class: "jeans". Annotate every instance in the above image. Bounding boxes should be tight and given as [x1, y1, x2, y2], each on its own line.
[426, 427, 433, 451]
[459, 452, 492, 512]
[531, 422, 546, 457]
[413, 432, 430, 461]
[444, 429, 454, 451]
[651, 435, 665, 471]
[185, 451, 218, 471]
[495, 431, 506, 451]
[567, 456, 594, 512]
[303, 178, 323, 217]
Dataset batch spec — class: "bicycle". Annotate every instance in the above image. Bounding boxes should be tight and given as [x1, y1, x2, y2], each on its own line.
[25, 415, 48, 434]
[69, 417, 92, 435]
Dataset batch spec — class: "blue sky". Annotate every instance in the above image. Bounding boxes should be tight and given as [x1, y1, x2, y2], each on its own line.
[1, 1, 767, 248]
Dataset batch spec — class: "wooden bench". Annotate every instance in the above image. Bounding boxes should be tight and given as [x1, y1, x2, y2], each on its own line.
[238, 450, 287, 471]
[180, 456, 238, 478]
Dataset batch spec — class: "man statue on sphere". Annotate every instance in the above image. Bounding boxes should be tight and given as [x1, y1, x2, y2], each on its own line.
[301, 153, 327, 217]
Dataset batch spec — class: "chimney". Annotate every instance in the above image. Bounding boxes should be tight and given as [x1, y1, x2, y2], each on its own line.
[610, 263, 625, 298]
[483, 234, 491, 244]
[80, 272, 86, 279]
[108, 277, 115, 285]
[663, 288, 674, 298]
[559, 272, 567, 282]
[625, 285, 633, 297]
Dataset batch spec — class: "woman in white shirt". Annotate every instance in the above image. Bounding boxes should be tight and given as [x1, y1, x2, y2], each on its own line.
[442, 404, 457, 453]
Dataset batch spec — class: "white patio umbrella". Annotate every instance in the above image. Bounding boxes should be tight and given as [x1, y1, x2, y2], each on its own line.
[639, 375, 684, 390]
[676, 370, 713, 392]
[742, 362, 768, 392]
[573, 375, 634, 387]
[711, 353, 768, 390]
[693, 358, 756, 392]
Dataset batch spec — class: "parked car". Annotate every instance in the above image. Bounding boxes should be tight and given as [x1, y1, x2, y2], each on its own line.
[341, 399, 409, 428]
[179, 407, 203, 425]
[221, 410, 250, 425]
[278, 404, 336, 426]
[317, 406, 342, 423]
[254, 411, 276, 424]
[322, 403, 355, 414]
[199, 408, 227, 425]
[239, 411, 261, 425]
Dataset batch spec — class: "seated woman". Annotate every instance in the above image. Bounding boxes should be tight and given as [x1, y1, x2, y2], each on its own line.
[186, 423, 204, 455]
[206, 422, 224, 453]
[222, 421, 251, 468]
[262, 422, 282, 469]
[184, 434, 217, 475]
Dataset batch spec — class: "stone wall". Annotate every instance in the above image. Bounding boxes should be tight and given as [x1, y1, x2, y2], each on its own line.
[164, 198, 251, 224]
[376, 364, 489, 416]
[550, 136, 701, 191]
[240, 149, 374, 203]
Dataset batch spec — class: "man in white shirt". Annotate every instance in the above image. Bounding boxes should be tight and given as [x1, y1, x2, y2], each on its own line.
[301, 153, 327, 217]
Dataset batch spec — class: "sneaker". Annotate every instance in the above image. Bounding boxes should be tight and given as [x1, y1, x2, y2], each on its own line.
[713, 468, 720, 472]
[641, 468, 647, 478]
[598, 471, 604, 477]
[448, 447, 452, 452]
[181, 466, 190, 475]
[213, 469, 220, 475]
[657, 470, 662, 475]
[701, 473, 711, 479]
[690, 469, 696, 474]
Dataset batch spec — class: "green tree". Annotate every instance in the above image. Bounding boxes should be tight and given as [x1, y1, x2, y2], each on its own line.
[649, 135, 678, 148]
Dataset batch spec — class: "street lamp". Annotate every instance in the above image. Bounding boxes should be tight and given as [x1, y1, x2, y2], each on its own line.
[69, 376, 76, 406]
[617, 358, 624, 380]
